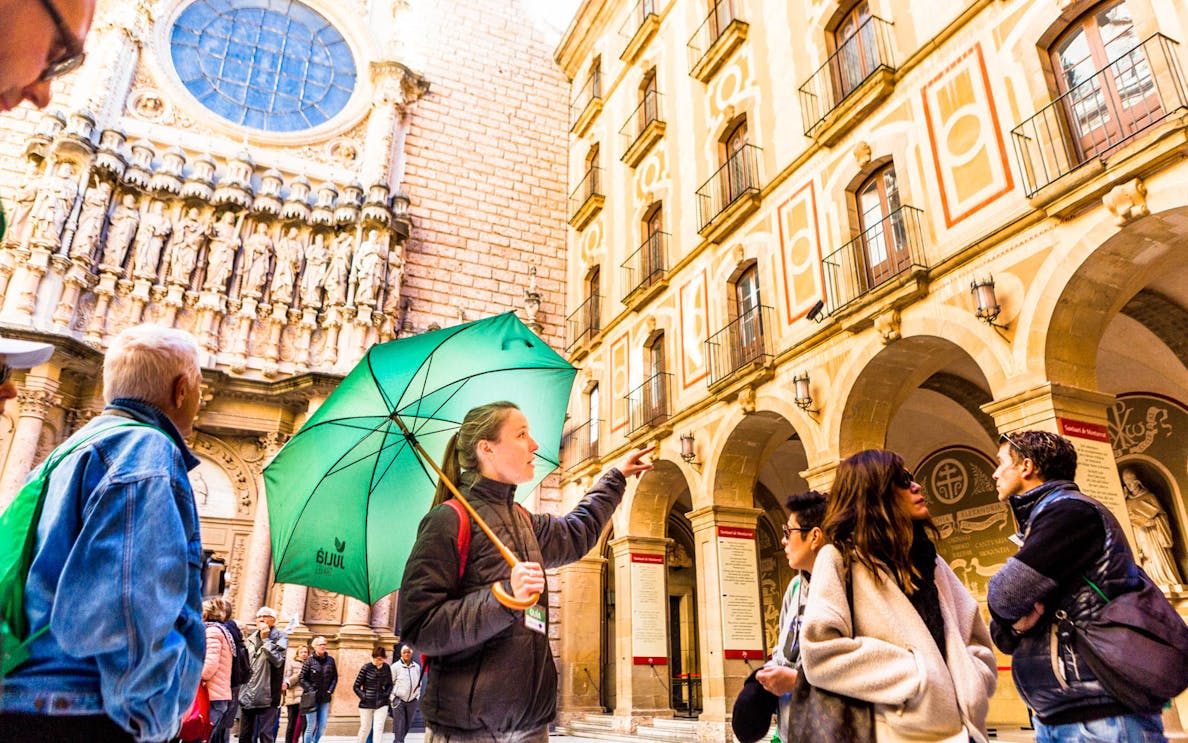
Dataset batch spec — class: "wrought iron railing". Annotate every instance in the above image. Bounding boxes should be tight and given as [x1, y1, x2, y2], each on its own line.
[621, 231, 668, 302]
[687, 0, 741, 73]
[822, 205, 926, 314]
[695, 143, 760, 232]
[563, 419, 602, 469]
[672, 673, 702, 717]
[620, 90, 664, 151]
[798, 15, 895, 136]
[705, 304, 775, 386]
[566, 293, 602, 352]
[569, 166, 603, 220]
[571, 66, 603, 125]
[627, 372, 672, 435]
[1011, 34, 1187, 196]
[620, 0, 658, 44]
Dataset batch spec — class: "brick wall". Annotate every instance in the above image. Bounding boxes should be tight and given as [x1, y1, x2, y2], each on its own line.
[399, 0, 570, 353]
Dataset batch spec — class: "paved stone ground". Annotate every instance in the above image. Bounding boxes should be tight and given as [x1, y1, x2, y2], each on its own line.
[317, 736, 589, 742]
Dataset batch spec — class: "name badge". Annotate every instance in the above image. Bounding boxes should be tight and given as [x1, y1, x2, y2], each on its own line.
[524, 604, 547, 634]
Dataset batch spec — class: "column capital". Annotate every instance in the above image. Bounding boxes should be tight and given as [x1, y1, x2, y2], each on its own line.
[16, 387, 57, 418]
[800, 461, 838, 492]
[981, 382, 1117, 431]
[607, 534, 670, 559]
[686, 504, 762, 532]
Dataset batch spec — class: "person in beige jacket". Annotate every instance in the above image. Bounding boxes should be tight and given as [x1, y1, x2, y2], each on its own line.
[800, 449, 997, 743]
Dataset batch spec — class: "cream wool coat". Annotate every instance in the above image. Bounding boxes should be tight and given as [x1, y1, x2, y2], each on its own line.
[801, 544, 997, 743]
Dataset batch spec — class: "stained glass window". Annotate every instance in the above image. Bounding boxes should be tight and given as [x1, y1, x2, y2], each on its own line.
[171, 0, 356, 132]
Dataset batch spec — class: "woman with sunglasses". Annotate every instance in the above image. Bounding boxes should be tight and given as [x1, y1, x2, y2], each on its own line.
[800, 449, 997, 742]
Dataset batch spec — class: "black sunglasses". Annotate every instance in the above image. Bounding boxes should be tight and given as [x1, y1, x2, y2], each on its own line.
[36, 0, 87, 82]
[892, 468, 915, 489]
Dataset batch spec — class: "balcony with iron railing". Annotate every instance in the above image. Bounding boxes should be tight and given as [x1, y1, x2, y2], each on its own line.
[799, 15, 896, 145]
[620, 0, 660, 63]
[566, 293, 602, 354]
[696, 144, 761, 242]
[688, 0, 748, 83]
[627, 372, 673, 437]
[563, 419, 602, 470]
[705, 304, 775, 388]
[1011, 34, 1187, 200]
[571, 67, 603, 136]
[822, 205, 926, 316]
[621, 231, 669, 307]
[569, 166, 605, 230]
[621, 90, 666, 167]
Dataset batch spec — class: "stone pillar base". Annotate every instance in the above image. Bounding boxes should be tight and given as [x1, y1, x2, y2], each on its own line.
[695, 718, 730, 743]
[611, 709, 672, 733]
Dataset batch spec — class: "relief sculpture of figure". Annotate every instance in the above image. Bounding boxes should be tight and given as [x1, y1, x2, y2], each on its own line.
[101, 193, 140, 271]
[350, 229, 386, 307]
[298, 232, 329, 310]
[69, 181, 113, 260]
[166, 207, 207, 288]
[131, 200, 172, 281]
[322, 231, 353, 308]
[6, 161, 43, 244]
[203, 211, 241, 293]
[1121, 468, 1183, 586]
[269, 226, 303, 307]
[240, 223, 274, 297]
[30, 162, 78, 245]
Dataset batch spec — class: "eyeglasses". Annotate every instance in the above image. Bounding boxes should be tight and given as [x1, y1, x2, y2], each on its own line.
[0, 363, 11, 386]
[782, 524, 813, 539]
[1000, 432, 1031, 461]
[36, 0, 87, 82]
[892, 468, 915, 489]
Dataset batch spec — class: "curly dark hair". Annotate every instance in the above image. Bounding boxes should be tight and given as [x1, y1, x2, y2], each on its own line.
[785, 490, 828, 531]
[1000, 430, 1077, 482]
[822, 449, 938, 595]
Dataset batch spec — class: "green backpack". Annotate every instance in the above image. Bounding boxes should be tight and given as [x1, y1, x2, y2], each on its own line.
[0, 420, 153, 676]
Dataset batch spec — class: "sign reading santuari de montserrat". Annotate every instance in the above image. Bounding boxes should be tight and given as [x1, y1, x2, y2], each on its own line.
[716, 526, 764, 660]
[630, 553, 667, 665]
[1058, 418, 1137, 548]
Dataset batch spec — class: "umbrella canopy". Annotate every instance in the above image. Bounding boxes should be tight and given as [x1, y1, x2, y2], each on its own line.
[264, 312, 577, 604]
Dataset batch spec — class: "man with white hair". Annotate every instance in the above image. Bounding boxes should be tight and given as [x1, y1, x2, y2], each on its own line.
[0, 324, 206, 743]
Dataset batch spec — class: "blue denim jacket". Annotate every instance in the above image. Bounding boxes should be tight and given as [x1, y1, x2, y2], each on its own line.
[0, 398, 205, 742]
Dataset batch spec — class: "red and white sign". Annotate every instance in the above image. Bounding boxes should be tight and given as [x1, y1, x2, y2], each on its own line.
[630, 552, 667, 665]
[716, 526, 764, 660]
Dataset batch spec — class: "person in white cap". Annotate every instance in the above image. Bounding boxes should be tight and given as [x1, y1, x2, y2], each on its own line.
[0, 337, 53, 413]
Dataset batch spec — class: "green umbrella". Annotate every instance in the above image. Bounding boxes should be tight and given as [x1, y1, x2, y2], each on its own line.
[264, 312, 577, 605]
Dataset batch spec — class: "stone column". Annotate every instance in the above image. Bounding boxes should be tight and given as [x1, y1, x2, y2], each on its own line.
[237, 433, 286, 620]
[51, 260, 92, 331]
[607, 535, 672, 732]
[982, 383, 1137, 542]
[0, 383, 58, 508]
[557, 555, 608, 727]
[686, 505, 763, 743]
[279, 584, 309, 630]
[369, 593, 395, 635]
[79, 1, 152, 128]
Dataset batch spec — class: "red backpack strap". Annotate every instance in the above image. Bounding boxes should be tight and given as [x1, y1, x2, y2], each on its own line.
[443, 499, 470, 579]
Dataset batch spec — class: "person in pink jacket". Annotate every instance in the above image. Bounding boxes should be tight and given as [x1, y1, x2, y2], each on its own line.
[201, 598, 236, 738]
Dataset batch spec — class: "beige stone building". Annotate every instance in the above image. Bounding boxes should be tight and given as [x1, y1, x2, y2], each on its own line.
[553, 0, 1188, 739]
[0, 0, 569, 732]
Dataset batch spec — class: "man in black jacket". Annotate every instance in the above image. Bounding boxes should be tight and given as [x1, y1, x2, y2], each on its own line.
[987, 430, 1165, 742]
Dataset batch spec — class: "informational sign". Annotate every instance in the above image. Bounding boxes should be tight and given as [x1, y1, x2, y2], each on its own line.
[630, 553, 667, 665]
[1058, 418, 1136, 548]
[716, 526, 764, 660]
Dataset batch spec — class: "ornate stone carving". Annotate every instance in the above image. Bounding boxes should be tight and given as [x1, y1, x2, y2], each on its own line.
[101, 192, 139, 272]
[16, 388, 56, 418]
[130, 87, 167, 121]
[853, 140, 872, 169]
[70, 180, 113, 261]
[350, 229, 385, 307]
[4, 160, 44, 247]
[323, 232, 353, 308]
[875, 308, 902, 344]
[29, 161, 79, 247]
[203, 211, 242, 293]
[305, 588, 343, 623]
[270, 227, 304, 307]
[1102, 177, 1148, 225]
[131, 199, 172, 281]
[738, 385, 756, 414]
[166, 207, 208, 288]
[299, 232, 330, 310]
[239, 223, 275, 298]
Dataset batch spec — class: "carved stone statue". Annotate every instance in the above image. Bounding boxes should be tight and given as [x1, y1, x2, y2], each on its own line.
[1121, 468, 1182, 586]
[167, 207, 208, 287]
[132, 200, 172, 280]
[269, 226, 303, 306]
[101, 193, 140, 270]
[322, 231, 353, 308]
[30, 161, 78, 245]
[299, 232, 329, 309]
[203, 211, 241, 293]
[351, 229, 386, 307]
[5, 161, 42, 244]
[241, 223, 274, 297]
[69, 181, 113, 260]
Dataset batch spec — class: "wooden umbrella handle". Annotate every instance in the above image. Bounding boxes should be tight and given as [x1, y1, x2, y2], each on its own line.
[392, 415, 541, 610]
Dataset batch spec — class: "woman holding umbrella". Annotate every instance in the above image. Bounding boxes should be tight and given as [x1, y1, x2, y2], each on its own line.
[398, 401, 652, 742]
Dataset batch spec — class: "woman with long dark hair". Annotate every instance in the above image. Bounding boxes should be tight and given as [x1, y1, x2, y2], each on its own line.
[397, 401, 652, 742]
[800, 449, 996, 742]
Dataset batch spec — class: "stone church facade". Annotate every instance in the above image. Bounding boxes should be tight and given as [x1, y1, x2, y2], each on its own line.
[553, 0, 1188, 739]
[0, 0, 569, 732]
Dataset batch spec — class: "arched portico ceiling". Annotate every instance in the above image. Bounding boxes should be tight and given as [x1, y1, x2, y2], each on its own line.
[1120, 289, 1188, 372]
[1036, 207, 1188, 390]
[712, 411, 801, 510]
[839, 336, 992, 455]
[920, 372, 997, 441]
[627, 458, 691, 538]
